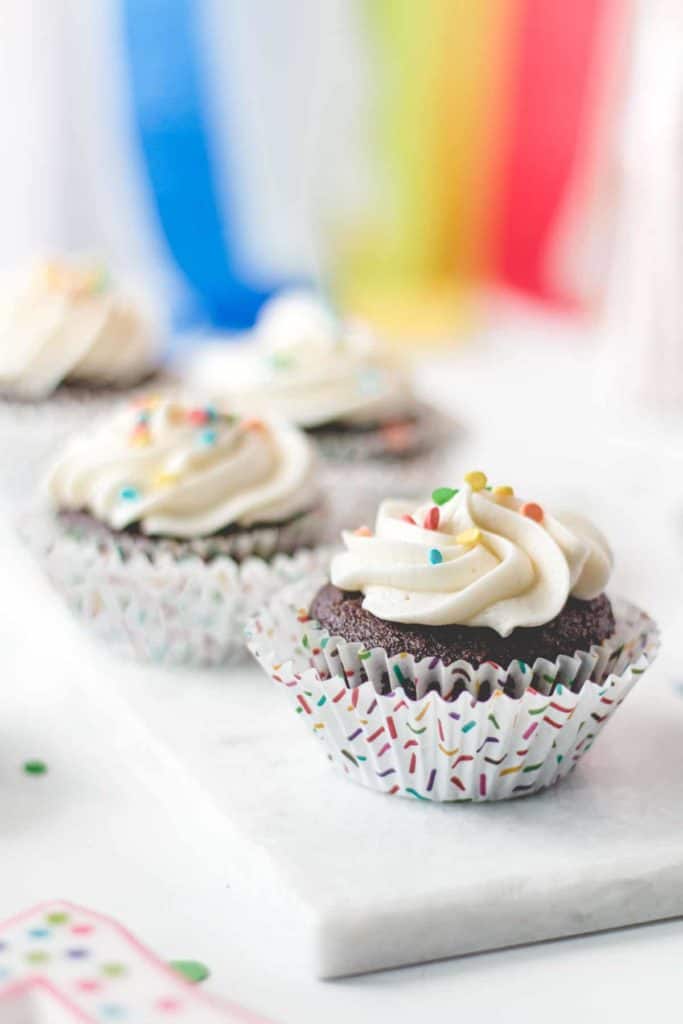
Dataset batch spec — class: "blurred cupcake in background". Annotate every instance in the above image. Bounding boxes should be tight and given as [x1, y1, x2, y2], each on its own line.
[26, 393, 328, 664]
[0, 256, 164, 501]
[248, 470, 659, 801]
[186, 291, 415, 456]
[185, 291, 456, 534]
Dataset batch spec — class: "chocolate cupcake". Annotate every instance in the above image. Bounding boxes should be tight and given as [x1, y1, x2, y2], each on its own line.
[186, 292, 417, 453]
[27, 395, 329, 664]
[185, 291, 455, 534]
[247, 471, 659, 801]
[0, 257, 165, 502]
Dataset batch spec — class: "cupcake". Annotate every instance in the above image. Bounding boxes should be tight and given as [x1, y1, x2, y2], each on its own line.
[27, 394, 329, 664]
[0, 257, 163, 501]
[186, 291, 455, 533]
[247, 470, 659, 801]
[187, 291, 420, 454]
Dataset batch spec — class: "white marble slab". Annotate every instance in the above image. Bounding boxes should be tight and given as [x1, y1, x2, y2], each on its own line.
[115, 642, 683, 978]
[11, 313, 683, 984]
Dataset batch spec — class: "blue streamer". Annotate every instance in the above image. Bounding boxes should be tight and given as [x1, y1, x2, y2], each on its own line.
[121, 0, 280, 330]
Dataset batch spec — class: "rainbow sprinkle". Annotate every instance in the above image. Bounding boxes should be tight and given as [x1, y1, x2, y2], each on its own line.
[521, 502, 544, 522]
[428, 548, 443, 564]
[464, 470, 487, 491]
[199, 429, 217, 446]
[423, 507, 440, 530]
[119, 486, 140, 502]
[432, 486, 458, 505]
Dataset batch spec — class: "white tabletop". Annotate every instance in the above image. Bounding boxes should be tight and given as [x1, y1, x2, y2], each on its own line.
[2, 306, 682, 1023]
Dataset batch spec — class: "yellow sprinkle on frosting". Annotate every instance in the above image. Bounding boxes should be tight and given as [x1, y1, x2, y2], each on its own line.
[153, 471, 180, 489]
[456, 527, 481, 548]
[464, 470, 487, 492]
[493, 485, 514, 498]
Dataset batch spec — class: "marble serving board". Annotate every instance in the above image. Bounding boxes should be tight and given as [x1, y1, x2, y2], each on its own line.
[114, 642, 683, 979]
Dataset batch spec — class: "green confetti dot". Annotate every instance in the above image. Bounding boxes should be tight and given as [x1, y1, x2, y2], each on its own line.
[269, 352, 294, 370]
[101, 963, 127, 978]
[431, 486, 458, 506]
[26, 951, 50, 964]
[45, 911, 68, 925]
[169, 960, 210, 984]
[23, 760, 47, 776]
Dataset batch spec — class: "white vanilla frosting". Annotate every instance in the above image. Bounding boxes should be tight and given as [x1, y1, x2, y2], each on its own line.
[47, 395, 319, 538]
[187, 292, 413, 428]
[0, 260, 160, 399]
[331, 476, 613, 636]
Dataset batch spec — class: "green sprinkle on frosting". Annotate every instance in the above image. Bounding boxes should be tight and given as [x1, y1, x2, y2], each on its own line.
[432, 487, 458, 506]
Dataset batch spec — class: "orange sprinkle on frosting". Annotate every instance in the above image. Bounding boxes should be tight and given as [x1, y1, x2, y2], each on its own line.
[521, 502, 544, 522]
[242, 417, 266, 432]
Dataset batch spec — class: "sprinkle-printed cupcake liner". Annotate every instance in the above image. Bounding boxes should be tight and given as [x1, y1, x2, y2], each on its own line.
[246, 576, 659, 801]
[309, 402, 457, 463]
[22, 509, 333, 665]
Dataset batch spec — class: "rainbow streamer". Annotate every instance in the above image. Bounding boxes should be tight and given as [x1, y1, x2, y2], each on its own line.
[336, 0, 508, 337]
[121, 0, 284, 331]
[494, 0, 624, 304]
[336, 0, 625, 334]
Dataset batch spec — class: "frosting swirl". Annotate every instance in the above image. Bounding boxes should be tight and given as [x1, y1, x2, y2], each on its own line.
[330, 476, 612, 636]
[47, 396, 319, 538]
[187, 292, 413, 428]
[0, 259, 160, 399]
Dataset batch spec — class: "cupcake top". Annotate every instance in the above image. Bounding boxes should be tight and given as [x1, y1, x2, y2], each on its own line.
[0, 259, 161, 399]
[47, 395, 319, 538]
[187, 292, 413, 428]
[331, 471, 613, 637]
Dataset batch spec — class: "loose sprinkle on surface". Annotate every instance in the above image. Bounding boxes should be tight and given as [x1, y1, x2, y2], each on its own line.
[353, 525, 372, 537]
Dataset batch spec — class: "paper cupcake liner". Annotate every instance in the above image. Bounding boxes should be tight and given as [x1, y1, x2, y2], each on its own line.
[246, 576, 659, 801]
[54, 500, 326, 565]
[309, 402, 457, 463]
[21, 508, 334, 665]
